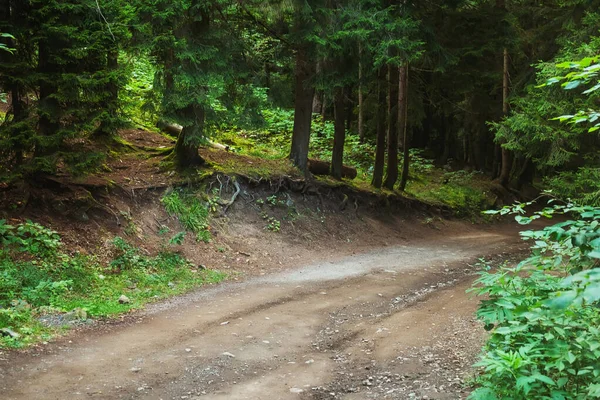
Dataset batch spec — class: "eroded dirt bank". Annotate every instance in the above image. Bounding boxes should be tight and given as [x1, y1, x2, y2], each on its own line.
[0, 226, 527, 400]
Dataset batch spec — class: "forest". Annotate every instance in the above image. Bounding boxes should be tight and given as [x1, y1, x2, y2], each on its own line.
[0, 0, 600, 399]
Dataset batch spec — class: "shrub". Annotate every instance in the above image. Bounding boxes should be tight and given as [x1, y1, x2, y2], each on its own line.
[544, 167, 600, 206]
[470, 204, 600, 399]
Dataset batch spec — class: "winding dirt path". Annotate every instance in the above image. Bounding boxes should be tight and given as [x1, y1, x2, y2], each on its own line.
[0, 227, 526, 400]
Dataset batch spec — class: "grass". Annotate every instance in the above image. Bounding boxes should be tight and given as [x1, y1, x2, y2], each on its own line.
[212, 153, 300, 179]
[406, 169, 493, 217]
[0, 220, 225, 348]
[161, 189, 212, 243]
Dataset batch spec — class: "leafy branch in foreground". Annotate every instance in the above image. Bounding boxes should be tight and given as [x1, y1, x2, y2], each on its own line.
[545, 56, 600, 133]
[469, 204, 600, 399]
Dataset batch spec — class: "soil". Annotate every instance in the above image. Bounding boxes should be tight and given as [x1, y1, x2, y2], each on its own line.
[0, 219, 529, 400]
[0, 130, 532, 399]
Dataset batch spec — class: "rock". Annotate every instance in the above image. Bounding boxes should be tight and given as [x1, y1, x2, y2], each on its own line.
[289, 388, 304, 394]
[130, 367, 141, 373]
[0, 328, 20, 339]
[222, 352, 236, 358]
[118, 295, 130, 304]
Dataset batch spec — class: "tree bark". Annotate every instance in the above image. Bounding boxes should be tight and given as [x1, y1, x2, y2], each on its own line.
[331, 87, 346, 180]
[358, 43, 365, 142]
[371, 67, 387, 188]
[312, 60, 323, 114]
[289, 48, 315, 174]
[399, 65, 409, 191]
[498, 47, 512, 186]
[496, 0, 512, 186]
[383, 64, 399, 190]
[346, 93, 353, 134]
[174, 105, 205, 167]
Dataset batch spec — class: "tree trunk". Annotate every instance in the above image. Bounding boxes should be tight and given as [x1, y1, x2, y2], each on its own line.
[331, 87, 346, 180]
[174, 105, 205, 167]
[383, 64, 399, 190]
[173, 7, 209, 168]
[312, 61, 323, 114]
[346, 93, 353, 134]
[440, 119, 451, 166]
[358, 43, 365, 142]
[399, 65, 409, 191]
[516, 157, 534, 189]
[312, 92, 323, 114]
[371, 67, 387, 188]
[498, 47, 512, 186]
[289, 48, 315, 174]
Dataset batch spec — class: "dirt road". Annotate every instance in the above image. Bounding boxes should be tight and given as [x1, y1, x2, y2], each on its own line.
[0, 228, 525, 400]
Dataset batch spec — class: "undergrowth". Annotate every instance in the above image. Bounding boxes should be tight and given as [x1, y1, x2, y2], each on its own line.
[161, 189, 212, 243]
[469, 203, 600, 399]
[215, 109, 489, 215]
[407, 169, 491, 217]
[0, 219, 225, 348]
[544, 167, 600, 207]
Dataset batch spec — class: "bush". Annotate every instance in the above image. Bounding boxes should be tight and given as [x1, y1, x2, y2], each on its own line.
[0, 219, 225, 348]
[470, 204, 600, 399]
[544, 167, 600, 206]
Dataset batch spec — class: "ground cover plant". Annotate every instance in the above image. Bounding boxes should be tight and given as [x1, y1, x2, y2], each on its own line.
[0, 219, 225, 348]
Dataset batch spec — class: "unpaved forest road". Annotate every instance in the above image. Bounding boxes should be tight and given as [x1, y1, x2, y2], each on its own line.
[1, 227, 526, 400]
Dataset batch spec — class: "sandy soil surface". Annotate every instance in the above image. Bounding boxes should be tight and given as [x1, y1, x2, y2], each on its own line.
[0, 225, 528, 400]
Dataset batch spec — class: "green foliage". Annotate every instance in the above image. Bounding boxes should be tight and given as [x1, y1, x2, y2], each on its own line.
[405, 167, 490, 217]
[544, 168, 600, 206]
[0, 219, 224, 348]
[161, 189, 211, 243]
[265, 217, 281, 232]
[121, 53, 159, 129]
[0, 0, 133, 178]
[470, 204, 600, 399]
[547, 56, 600, 133]
[0, 32, 14, 53]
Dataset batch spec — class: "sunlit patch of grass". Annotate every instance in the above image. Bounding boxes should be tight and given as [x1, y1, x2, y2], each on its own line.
[0, 220, 226, 348]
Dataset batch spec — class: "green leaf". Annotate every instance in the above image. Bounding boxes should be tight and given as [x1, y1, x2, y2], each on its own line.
[546, 291, 577, 309]
[532, 373, 556, 386]
[563, 80, 581, 90]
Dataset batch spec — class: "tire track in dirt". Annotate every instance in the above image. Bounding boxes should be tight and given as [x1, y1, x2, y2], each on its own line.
[0, 229, 527, 400]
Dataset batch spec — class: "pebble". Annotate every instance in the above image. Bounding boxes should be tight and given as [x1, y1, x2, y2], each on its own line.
[118, 295, 130, 304]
